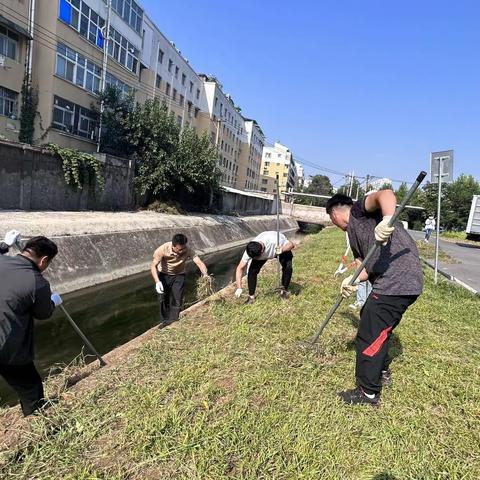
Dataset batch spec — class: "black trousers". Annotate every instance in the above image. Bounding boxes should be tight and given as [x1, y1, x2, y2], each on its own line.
[158, 273, 185, 324]
[0, 362, 45, 416]
[356, 293, 418, 394]
[247, 251, 293, 296]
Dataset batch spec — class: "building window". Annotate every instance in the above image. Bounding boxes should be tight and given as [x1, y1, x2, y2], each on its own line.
[175, 66, 179, 78]
[214, 97, 218, 107]
[107, 26, 139, 73]
[194, 107, 199, 118]
[179, 94, 184, 106]
[189, 81, 193, 93]
[165, 82, 171, 96]
[177, 115, 182, 126]
[111, 0, 143, 33]
[156, 74, 161, 88]
[0, 86, 18, 118]
[105, 72, 131, 97]
[172, 88, 177, 100]
[52, 95, 97, 140]
[283, 172, 288, 177]
[181, 73, 186, 86]
[168, 59, 173, 73]
[0, 26, 19, 61]
[196, 88, 200, 100]
[59, 0, 105, 48]
[265, 152, 271, 158]
[264, 161, 270, 166]
[56, 43, 101, 94]
[158, 48, 164, 63]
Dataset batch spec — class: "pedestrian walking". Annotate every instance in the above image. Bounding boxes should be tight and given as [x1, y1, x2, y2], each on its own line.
[424, 216, 436, 242]
[326, 190, 423, 406]
[234, 231, 295, 304]
[0, 233, 62, 416]
[151, 233, 208, 326]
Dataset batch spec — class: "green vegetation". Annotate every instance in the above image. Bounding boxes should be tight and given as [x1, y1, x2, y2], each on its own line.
[97, 86, 221, 209]
[18, 74, 38, 145]
[1, 228, 479, 479]
[415, 239, 457, 263]
[44, 143, 105, 191]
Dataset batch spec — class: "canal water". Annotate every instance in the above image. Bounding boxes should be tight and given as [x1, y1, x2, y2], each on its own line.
[0, 245, 246, 407]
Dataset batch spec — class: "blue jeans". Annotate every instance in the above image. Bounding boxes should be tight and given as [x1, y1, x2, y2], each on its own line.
[357, 281, 372, 305]
[425, 228, 433, 241]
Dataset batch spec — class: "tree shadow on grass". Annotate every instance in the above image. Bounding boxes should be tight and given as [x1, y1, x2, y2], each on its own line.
[372, 474, 399, 480]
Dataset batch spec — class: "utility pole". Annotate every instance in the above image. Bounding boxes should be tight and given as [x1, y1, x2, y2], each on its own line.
[97, 0, 112, 153]
[26, 0, 35, 87]
[365, 174, 370, 192]
[348, 170, 354, 197]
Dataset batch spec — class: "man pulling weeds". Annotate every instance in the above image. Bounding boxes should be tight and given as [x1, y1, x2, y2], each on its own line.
[326, 190, 423, 406]
[234, 231, 295, 304]
[151, 233, 208, 326]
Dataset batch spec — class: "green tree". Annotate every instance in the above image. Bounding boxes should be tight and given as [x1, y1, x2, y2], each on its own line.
[295, 174, 333, 206]
[18, 74, 38, 144]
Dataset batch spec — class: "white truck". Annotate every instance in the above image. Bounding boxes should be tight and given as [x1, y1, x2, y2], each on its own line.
[466, 195, 480, 239]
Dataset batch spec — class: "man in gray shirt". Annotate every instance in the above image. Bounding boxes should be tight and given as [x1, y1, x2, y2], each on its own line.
[326, 190, 423, 407]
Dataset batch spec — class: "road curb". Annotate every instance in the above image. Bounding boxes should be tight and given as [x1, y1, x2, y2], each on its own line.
[420, 257, 480, 296]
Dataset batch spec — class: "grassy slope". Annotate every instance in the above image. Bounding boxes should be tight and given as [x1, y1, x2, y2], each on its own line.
[1, 228, 479, 480]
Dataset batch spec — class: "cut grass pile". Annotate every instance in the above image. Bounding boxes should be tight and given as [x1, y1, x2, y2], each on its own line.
[1, 228, 479, 479]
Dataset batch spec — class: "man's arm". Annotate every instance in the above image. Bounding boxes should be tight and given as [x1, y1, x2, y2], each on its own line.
[235, 259, 248, 289]
[354, 258, 369, 282]
[279, 240, 295, 253]
[193, 256, 208, 276]
[364, 189, 397, 216]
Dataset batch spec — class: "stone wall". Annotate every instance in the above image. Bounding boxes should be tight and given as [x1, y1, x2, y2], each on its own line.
[0, 141, 135, 211]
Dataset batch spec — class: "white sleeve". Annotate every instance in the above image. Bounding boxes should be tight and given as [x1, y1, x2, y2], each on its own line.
[241, 250, 250, 263]
[279, 233, 288, 246]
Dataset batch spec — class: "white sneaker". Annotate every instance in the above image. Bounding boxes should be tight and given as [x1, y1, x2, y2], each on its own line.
[348, 301, 363, 311]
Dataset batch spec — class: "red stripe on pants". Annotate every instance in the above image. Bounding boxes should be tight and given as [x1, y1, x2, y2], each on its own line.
[362, 326, 393, 357]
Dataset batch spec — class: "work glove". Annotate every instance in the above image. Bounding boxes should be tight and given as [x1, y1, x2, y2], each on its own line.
[234, 288, 243, 298]
[3, 230, 21, 247]
[51, 293, 63, 307]
[275, 246, 283, 256]
[374, 216, 394, 245]
[340, 275, 360, 299]
[155, 281, 164, 294]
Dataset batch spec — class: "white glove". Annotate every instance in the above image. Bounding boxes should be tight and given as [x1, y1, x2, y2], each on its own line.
[275, 246, 283, 256]
[340, 275, 360, 299]
[234, 288, 243, 298]
[155, 281, 164, 294]
[4, 230, 21, 247]
[51, 293, 63, 306]
[374, 216, 394, 245]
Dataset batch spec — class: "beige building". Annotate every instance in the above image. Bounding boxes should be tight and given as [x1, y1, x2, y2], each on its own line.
[196, 75, 248, 188]
[237, 119, 264, 191]
[260, 142, 297, 194]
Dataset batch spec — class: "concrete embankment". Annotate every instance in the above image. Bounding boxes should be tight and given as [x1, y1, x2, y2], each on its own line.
[0, 211, 298, 294]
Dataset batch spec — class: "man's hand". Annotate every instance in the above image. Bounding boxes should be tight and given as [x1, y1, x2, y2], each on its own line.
[374, 216, 394, 245]
[275, 246, 283, 256]
[155, 281, 164, 294]
[340, 275, 360, 299]
[234, 288, 243, 298]
[51, 293, 63, 307]
[4, 230, 21, 247]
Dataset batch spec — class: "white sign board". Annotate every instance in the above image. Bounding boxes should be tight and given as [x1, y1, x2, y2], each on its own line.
[430, 150, 454, 184]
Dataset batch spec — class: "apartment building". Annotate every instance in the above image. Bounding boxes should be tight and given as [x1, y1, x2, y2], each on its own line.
[139, 15, 203, 130]
[0, 0, 31, 141]
[260, 142, 297, 194]
[196, 74, 248, 188]
[296, 163, 305, 189]
[237, 118, 264, 191]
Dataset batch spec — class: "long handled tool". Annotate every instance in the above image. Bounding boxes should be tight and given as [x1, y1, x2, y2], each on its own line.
[59, 304, 107, 366]
[276, 175, 282, 289]
[334, 233, 352, 277]
[309, 170, 427, 344]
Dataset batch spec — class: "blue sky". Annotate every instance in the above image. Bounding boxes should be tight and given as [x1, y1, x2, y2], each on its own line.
[142, 0, 480, 187]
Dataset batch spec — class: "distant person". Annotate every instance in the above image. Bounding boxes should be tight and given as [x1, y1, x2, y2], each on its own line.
[424, 216, 436, 242]
[151, 233, 208, 326]
[234, 231, 295, 304]
[326, 190, 423, 407]
[0, 233, 62, 416]
[349, 280, 372, 311]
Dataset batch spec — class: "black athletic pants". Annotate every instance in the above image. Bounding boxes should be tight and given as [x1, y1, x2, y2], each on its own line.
[247, 251, 293, 296]
[158, 273, 185, 324]
[0, 362, 45, 416]
[356, 293, 418, 394]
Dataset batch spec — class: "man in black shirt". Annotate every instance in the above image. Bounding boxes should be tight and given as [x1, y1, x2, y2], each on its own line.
[326, 190, 423, 406]
[0, 235, 62, 415]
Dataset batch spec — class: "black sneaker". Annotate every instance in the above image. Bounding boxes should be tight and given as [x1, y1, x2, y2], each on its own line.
[381, 369, 392, 387]
[245, 296, 255, 305]
[338, 388, 380, 407]
[279, 289, 290, 300]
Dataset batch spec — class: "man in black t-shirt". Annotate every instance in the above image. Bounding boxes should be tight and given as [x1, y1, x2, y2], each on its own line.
[326, 190, 423, 407]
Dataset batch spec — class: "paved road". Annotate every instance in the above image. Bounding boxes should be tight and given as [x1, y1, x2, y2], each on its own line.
[409, 230, 480, 293]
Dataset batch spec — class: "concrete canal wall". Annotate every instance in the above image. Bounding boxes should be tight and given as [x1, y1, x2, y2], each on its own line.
[0, 211, 298, 294]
